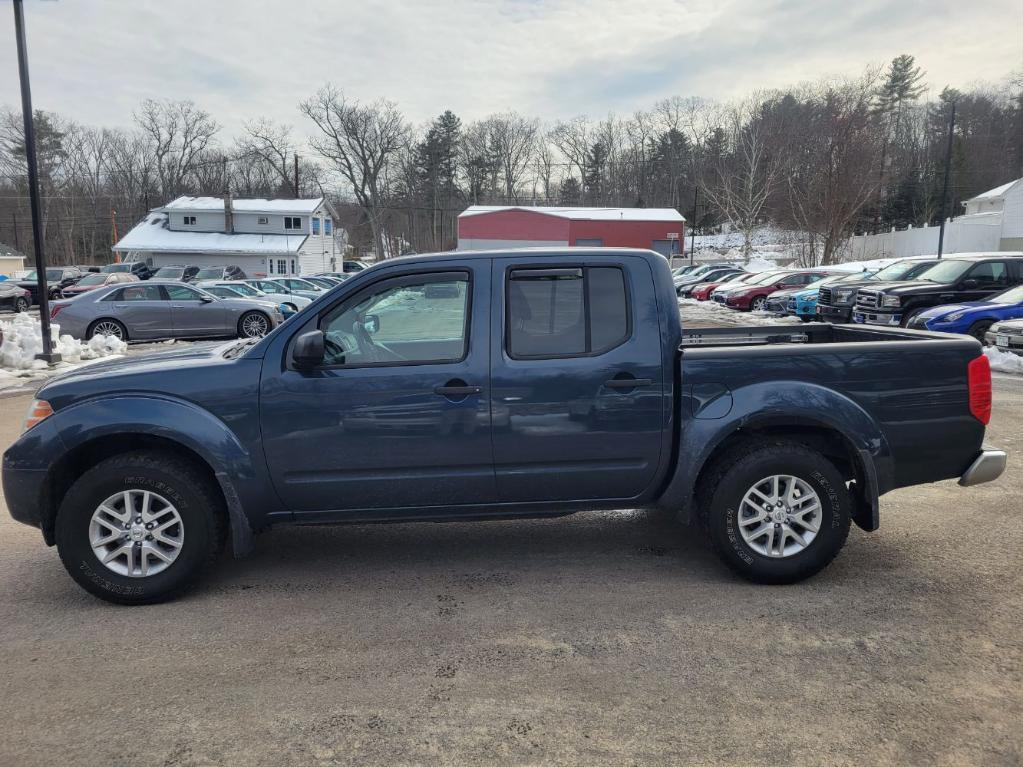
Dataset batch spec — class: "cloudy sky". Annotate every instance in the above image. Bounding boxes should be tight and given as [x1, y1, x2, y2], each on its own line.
[1, 0, 1020, 136]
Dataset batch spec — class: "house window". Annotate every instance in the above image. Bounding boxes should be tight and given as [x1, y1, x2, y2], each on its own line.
[182, 216, 196, 226]
[268, 259, 274, 274]
[291, 259, 296, 274]
[284, 216, 302, 230]
[311, 217, 320, 235]
[324, 219, 333, 235]
[277, 259, 287, 274]
[257, 216, 269, 225]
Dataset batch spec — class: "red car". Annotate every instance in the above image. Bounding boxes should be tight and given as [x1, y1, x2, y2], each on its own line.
[60, 272, 138, 298]
[724, 270, 831, 311]
[690, 271, 756, 300]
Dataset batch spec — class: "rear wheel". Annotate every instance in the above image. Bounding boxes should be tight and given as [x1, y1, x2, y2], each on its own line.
[55, 451, 225, 605]
[238, 311, 271, 338]
[88, 319, 127, 341]
[14, 296, 28, 313]
[698, 439, 852, 583]
[968, 319, 994, 343]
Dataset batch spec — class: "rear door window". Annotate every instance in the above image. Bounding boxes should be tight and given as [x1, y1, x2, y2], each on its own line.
[968, 261, 1007, 287]
[507, 266, 630, 358]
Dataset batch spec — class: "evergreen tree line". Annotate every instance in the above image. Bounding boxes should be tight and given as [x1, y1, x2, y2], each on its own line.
[0, 55, 1020, 265]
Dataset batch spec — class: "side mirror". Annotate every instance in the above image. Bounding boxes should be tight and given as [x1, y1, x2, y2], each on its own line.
[200, 295, 214, 303]
[358, 313, 380, 334]
[962, 278, 979, 290]
[293, 330, 325, 367]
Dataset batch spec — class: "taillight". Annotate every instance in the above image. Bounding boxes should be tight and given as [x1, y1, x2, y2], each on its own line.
[50, 303, 67, 319]
[967, 355, 992, 425]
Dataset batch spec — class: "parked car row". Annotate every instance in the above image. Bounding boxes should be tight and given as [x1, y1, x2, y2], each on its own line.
[690, 252, 1023, 354]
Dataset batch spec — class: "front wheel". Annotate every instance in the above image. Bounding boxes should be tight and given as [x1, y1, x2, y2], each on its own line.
[55, 452, 225, 605]
[698, 440, 852, 583]
[749, 296, 766, 312]
[967, 320, 993, 343]
[14, 296, 28, 313]
[238, 311, 271, 338]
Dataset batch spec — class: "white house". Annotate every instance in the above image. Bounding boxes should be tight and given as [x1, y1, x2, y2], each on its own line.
[842, 177, 1023, 260]
[112, 196, 348, 276]
[0, 242, 27, 278]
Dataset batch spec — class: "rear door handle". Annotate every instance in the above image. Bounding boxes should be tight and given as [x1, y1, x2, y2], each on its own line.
[434, 384, 482, 396]
[605, 378, 653, 389]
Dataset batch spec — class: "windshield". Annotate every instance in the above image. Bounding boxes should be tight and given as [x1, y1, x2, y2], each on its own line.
[154, 267, 184, 278]
[224, 283, 258, 296]
[77, 274, 107, 286]
[208, 287, 241, 298]
[871, 260, 936, 281]
[287, 278, 320, 291]
[101, 263, 131, 273]
[989, 285, 1023, 305]
[914, 260, 972, 283]
[747, 271, 784, 286]
[195, 268, 224, 279]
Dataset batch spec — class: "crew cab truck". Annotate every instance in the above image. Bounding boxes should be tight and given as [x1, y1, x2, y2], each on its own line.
[854, 253, 1023, 327]
[2, 248, 1007, 604]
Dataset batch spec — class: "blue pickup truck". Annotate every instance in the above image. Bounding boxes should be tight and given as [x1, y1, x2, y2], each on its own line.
[3, 248, 1007, 604]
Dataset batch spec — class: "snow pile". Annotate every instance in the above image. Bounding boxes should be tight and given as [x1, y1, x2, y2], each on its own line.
[984, 346, 1023, 375]
[0, 313, 126, 371]
[679, 298, 803, 328]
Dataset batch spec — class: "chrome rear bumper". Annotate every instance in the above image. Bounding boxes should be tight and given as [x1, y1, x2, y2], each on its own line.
[959, 448, 1007, 487]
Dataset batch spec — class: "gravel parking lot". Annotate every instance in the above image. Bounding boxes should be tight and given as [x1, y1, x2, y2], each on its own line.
[0, 364, 1021, 766]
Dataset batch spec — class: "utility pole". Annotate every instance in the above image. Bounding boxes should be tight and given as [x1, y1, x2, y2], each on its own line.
[689, 186, 699, 266]
[936, 101, 956, 259]
[293, 153, 299, 198]
[12, 0, 59, 363]
[11, 212, 18, 251]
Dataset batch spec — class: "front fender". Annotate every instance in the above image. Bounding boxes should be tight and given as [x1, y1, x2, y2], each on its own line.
[659, 381, 892, 527]
[47, 395, 280, 553]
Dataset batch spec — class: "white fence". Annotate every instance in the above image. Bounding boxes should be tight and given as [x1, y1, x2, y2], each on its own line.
[841, 214, 1002, 260]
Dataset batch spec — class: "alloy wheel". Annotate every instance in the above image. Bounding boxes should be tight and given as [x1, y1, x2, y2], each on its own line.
[92, 321, 124, 339]
[89, 489, 184, 578]
[736, 474, 821, 558]
[241, 313, 270, 337]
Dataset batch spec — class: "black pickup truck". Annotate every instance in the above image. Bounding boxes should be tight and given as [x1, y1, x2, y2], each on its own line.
[3, 248, 1007, 604]
[853, 254, 1023, 327]
[816, 258, 940, 322]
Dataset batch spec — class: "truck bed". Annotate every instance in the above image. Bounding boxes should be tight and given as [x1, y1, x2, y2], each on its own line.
[680, 322, 955, 348]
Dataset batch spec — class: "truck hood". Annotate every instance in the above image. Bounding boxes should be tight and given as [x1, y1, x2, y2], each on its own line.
[918, 301, 994, 318]
[867, 280, 951, 296]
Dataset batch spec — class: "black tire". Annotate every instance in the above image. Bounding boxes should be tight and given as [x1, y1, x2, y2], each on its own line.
[899, 308, 924, 328]
[14, 296, 28, 313]
[749, 296, 766, 312]
[87, 318, 128, 341]
[238, 310, 271, 338]
[967, 319, 993, 343]
[697, 439, 851, 584]
[283, 302, 298, 313]
[55, 451, 225, 605]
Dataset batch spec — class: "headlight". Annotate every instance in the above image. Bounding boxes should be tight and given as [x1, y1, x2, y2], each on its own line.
[24, 399, 53, 432]
[881, 295, 901, 308]
[944, 312, 965, 322]
[833, 289, 854, 303]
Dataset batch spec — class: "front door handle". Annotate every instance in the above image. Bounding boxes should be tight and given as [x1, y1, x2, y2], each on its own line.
[605, 377, 653, 389]
[434, 383, 482, 396]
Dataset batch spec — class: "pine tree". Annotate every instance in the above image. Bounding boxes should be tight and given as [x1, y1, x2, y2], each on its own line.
[874, 55, 926, 116]
[583, 141, 608, 203]
[558, 176, 581, 205]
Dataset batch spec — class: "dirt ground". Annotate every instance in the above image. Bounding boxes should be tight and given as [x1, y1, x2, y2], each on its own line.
[0, 377, 1021, 766]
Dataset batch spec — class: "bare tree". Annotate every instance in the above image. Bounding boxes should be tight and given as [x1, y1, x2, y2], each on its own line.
[701, 94, 786, 260]
[238, 118, 299, 196]
[487, 112, 537, 202]
[133, 99, 219, 198]
[550, 116, 591, 184]
[301, 85, 410, 259]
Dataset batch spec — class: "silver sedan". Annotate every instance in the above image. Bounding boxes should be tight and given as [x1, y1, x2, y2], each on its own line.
[50, 280, 284, 341]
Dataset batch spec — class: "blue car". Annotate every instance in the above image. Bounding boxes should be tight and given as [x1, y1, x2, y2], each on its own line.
[784, 272, 876, 321]
[910, 284, 1023, 340]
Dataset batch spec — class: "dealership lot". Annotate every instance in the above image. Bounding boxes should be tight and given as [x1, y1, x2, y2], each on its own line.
[0, 375, 1021, 765]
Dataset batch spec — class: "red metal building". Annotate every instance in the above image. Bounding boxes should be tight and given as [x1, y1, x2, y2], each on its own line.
[457, 206, 686, 258]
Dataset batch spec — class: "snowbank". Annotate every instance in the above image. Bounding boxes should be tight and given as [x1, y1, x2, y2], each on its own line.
[0, 313, 126, 370]
[984, 346, 1023, 375]
[679, 298, 803, 328]
[0, 313, 127, 391]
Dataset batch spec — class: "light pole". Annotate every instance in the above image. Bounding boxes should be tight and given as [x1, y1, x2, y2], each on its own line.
[936, 101, 956, 259]
[12, 0, 60, 362]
